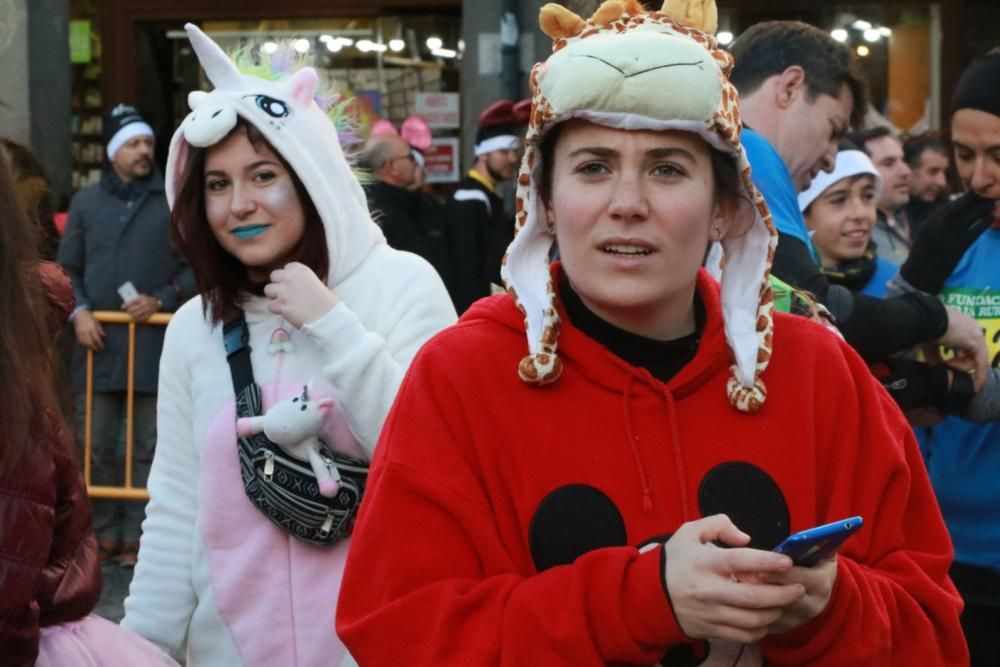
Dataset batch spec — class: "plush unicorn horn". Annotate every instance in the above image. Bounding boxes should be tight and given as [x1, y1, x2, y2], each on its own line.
[184, 23, 243, 90]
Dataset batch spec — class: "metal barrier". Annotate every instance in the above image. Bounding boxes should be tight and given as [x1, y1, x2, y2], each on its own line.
[83, 311, 171, 501]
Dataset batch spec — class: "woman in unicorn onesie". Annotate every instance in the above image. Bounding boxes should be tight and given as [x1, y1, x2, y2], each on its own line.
[120, 25, 456, 666]
[336, 1, 965, 664]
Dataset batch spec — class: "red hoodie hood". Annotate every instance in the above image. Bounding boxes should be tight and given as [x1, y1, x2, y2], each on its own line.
[462, 264, 732, 399]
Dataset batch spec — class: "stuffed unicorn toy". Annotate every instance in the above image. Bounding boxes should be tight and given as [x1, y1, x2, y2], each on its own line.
[236, 385, 342, 497]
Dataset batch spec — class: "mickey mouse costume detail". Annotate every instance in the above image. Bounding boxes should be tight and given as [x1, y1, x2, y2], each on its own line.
[337, 2, 965, 664]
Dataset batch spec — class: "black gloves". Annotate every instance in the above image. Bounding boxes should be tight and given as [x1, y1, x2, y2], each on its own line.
[870, 358, 975, 415]
[900, 192, 996, 294]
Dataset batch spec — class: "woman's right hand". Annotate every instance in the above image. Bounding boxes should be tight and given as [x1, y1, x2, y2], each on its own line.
[663, 514, 805, 644]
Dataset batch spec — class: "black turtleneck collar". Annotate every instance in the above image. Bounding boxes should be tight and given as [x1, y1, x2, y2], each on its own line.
[558, 274, 704, 384]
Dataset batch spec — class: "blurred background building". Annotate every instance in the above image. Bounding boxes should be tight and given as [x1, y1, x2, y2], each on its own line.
[0, 0, 997, 208]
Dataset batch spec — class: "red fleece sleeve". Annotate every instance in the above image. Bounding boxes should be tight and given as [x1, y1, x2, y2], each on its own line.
[760, 334, 966, 666]
[336, 347, 688, 665]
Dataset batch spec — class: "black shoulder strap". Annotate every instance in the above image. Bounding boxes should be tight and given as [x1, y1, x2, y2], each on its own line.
[223, 311, 255, 396]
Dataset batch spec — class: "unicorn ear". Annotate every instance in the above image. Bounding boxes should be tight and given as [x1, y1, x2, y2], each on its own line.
[185, 23, 242, 89]
[539, 3, 586, 40]
[188, 90, 208, 110]
[661, 0, 718, 34]
[289, 68, 319, 106]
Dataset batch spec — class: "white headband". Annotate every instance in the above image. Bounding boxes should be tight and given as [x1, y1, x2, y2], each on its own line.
[107, 122, 155, 160]
[798, 150, 883, 212]
[475, 134, 520, 156]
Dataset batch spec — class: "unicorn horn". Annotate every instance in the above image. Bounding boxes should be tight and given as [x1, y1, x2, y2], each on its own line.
[185, 23, 243, 89]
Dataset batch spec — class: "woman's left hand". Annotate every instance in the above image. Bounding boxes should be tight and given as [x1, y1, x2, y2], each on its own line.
[264, 262, 340, 329]
[756, 556, 837, 635]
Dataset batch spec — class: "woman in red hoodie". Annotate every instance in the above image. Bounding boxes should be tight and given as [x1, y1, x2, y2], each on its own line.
[0, 150, 176, 665]
[336, 2, 966, 664]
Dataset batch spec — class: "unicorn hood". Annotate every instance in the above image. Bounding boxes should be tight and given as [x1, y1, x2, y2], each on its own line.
[166, 24, 384, 287]
[502, 0, 778, 413]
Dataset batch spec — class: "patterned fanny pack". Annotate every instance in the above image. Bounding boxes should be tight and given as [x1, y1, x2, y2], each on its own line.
[223, 313, 368, 546]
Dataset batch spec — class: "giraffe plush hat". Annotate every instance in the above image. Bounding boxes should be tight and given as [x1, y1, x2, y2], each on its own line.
[166, 24, 384, 287]
[501, 0, 778, 413]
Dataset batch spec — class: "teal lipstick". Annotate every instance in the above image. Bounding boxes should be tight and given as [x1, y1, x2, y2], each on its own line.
[232, 224, 270, 239]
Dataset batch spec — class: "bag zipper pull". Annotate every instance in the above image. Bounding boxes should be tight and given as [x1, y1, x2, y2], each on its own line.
[319, 509, 335, 538]
[264, 450, 275, 481]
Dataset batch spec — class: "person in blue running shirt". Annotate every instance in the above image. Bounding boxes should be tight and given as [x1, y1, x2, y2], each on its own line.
[729, 20, 987, 402]
[890, 50, 1000, 666]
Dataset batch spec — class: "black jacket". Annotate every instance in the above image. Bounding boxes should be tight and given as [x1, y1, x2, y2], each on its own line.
[365, 180, 451, 284]
[442, 175, 510, 314]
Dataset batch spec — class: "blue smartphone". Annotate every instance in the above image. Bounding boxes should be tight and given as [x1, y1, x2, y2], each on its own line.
[772, 516, 863, 567]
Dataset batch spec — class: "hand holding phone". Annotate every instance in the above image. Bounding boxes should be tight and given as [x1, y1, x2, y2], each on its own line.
[772, 516, 863, 567]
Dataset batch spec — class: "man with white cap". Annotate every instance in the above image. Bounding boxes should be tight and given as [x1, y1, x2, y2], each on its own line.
[57, 103, 196, 567]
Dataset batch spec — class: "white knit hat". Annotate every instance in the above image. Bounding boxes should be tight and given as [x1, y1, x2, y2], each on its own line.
[501, 0, 779, 413]
[798, 149, 883, 213]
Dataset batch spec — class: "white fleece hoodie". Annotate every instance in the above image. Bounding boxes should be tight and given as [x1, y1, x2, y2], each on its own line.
[121, 25, 456, 666]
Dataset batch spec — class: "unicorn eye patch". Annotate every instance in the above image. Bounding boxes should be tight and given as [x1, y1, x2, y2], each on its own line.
[245, 94, 291, 119]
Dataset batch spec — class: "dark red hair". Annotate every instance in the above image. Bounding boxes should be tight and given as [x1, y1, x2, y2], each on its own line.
[0, 149, 64, 471]
[171, 119, 329, 324]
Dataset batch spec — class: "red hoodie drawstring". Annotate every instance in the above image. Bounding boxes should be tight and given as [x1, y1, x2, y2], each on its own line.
[660, 386, 690, 522]
[622, 373, 654, 515]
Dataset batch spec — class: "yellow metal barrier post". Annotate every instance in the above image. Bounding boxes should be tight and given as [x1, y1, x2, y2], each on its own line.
[83, 311, 171, 502]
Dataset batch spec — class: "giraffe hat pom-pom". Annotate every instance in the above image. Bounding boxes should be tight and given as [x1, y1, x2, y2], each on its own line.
[501, 0, 778, 413]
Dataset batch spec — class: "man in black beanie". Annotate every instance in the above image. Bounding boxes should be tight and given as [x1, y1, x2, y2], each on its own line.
[57, 103, 196, 568]
[889, 49, 1000, 666]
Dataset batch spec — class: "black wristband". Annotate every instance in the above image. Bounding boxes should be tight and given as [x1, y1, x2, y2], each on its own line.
[872, 359, 949, 412]
[939, 370, 976, 415]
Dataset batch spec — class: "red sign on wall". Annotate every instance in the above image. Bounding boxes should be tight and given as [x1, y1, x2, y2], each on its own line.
[423, 138, 460, 183]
